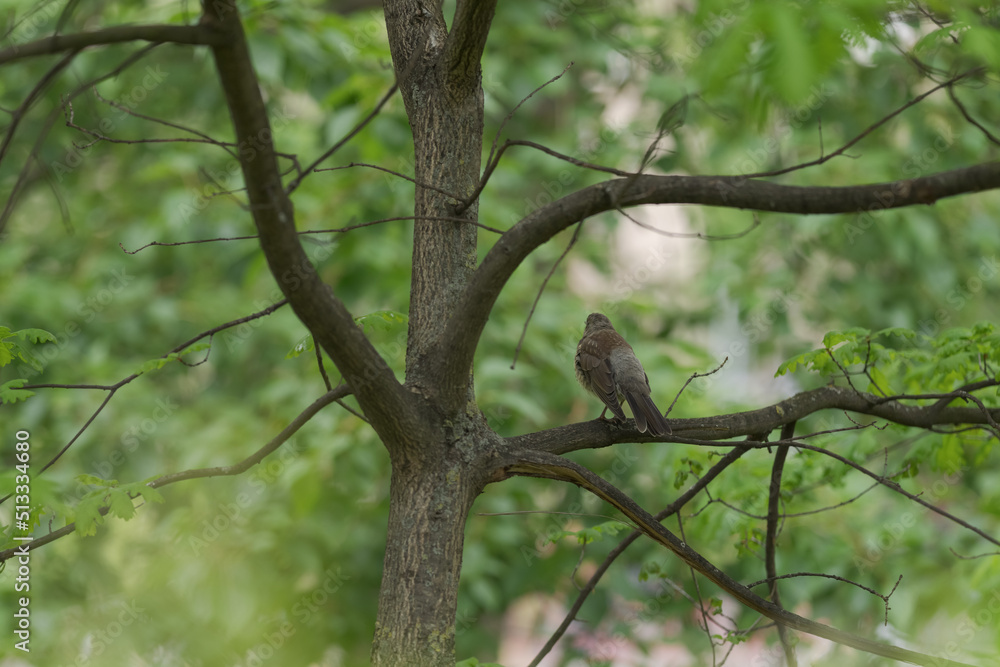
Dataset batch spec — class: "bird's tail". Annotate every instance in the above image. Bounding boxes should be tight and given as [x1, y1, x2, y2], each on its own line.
[625, 393, 671, 436]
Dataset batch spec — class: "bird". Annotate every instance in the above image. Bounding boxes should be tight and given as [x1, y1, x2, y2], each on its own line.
[575, 313, 670, 436]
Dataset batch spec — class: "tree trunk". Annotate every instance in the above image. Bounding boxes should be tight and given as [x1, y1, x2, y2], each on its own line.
[371, 1, 496, 664]
[371, 440, 488, 666]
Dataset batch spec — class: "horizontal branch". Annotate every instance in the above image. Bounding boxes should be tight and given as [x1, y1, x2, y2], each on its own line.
[507, 384, 1000, 455]
[498, 449, 974, 667]
[0, 24, 222, 65]
[442, 161, 1000, 395]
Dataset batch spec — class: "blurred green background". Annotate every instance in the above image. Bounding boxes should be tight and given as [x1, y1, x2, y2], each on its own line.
[2, 1, 1000, 665]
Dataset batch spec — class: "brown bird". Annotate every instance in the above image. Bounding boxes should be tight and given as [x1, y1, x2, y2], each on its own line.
[575, 313, 670, 436]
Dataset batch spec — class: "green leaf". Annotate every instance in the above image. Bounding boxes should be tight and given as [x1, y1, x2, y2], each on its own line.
[762, 5, 814, 103]
[133, 481, 165, 505]
[639, 560, 663, 582]
[875, 326, 920, 341]
[14, 328, 57, 344]
[76, 474, 118, 487]
[120, 478, 166, 507]
[137, 352, 180, 374]
[286, 333, 315, 359]
[867, 366, 893, 396]
[935, 433, 967, 473]
[72, 493, 107, 537]
[548, 520, 628, 546]
[0, 326, 56, 371]
[107, 488, 137, 520]
[823, 328, 869, 348]
[0, 379, 34, 404]
[355, 310, 408, 334]
[775, 349, 827, 377]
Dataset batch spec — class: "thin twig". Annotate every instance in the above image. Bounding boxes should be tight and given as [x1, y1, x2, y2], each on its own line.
[484, 62, 575, 187]
[510, 221, 583, 369]
[117, 215, 504, 254]
[458, 138, 631, 214]
[743, 68, 983, 179]
[316, 161, 463, 201]
[664, 357, 728, 418]
[0, 386, 347, 562]
[766, 423, 797, 666]
[616, 205, 760, 241]
[0, 50, 78, 167]
[285, 81, 398, 194]
[526, 445, 751, 667]
[748, 572, 902, 626]
[1, 44, 160, 234]
[11, 300, 289, 478]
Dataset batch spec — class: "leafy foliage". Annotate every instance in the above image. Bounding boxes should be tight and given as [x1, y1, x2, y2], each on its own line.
[70, 475, 166, 537]
[777, 323, 1000, 399]
[2, 0, 1000, 665]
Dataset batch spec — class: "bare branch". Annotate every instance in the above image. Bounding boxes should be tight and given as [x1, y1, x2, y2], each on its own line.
[748, 572, 902, 626]
[285, 82, 398, 194]
[527, 445, 751, 667]
[747, 68, 983, 179]
[117, 215, 503, 254]
[498, 448, 974, 667]
[0, 50, 77, 167]
[442, 161, 1000, 390]
[664, 357, 728, 419]
[765, 423, 796, 666]
[1, 44, 160, 234]
[12, 299, 289, 477]
[506, 384, 1000, 455]
[947, 83, 1000, 146]
[484, 63, 573, 176]
[0, 387, 346, 562]
[0, 24, 222, 65]
[510, 221, 582, 369]
[459, 138, 631, 213]
[316, 161, 462, 202]
[64, 88, 241, 158]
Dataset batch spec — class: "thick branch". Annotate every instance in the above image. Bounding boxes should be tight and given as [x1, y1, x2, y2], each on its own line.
[202, 0, 424, 445]
[507, 384, 1000, 455]
[383, 0, 488, 413]
[0, 24, 222, 65]
[497, 449, 974, 667]
[444, 0, 498, 87]
[442, 161, 1000, 392]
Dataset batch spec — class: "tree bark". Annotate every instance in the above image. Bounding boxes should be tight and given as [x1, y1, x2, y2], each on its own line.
[384, 0, 494, 403]
[371, 2, 498, 665]
[371, 434, 493, 666]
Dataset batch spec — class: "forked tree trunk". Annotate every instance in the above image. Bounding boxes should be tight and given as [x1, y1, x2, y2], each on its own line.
[371, 2, 497, 665]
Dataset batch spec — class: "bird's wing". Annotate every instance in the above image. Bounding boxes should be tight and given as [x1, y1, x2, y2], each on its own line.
[577, 342, 626, 420]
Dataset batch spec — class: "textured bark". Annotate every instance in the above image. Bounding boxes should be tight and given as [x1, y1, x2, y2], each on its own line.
[384, 0, 493, 403]
[505, 384, 1000, 455]
[371, 2, 498, 665]
[371, 426, 500, 667]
